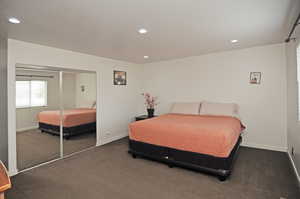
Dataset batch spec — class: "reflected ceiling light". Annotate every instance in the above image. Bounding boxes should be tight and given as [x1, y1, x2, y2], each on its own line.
[138, 28, 148, 34]
[230, 39, 238, 43]
[144, 56, 149, 59]
[8, 17, 21, 24]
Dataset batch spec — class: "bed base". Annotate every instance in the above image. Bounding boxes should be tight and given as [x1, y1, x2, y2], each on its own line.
[39, 122, 96, 139]
[128, 136, 242, 181]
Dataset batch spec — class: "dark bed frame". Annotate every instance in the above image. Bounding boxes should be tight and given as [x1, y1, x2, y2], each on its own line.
[39, 122, 96, 139]
[128, 136, 242, 181]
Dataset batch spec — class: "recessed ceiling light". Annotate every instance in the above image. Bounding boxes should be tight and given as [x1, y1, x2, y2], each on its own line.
[230, 39, 238, 43]
[138, 28, 148, 34]
[8, 17, 21, 24]
[144, 56, 149, 59]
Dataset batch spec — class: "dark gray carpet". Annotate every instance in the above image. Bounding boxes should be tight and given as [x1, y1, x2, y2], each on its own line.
[17, 129, 96, 170]
[8, 138, 300, 199]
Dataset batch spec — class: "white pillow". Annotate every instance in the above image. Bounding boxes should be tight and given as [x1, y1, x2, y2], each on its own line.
[170, 102, 200, 115]
[200, 101, 239, 118]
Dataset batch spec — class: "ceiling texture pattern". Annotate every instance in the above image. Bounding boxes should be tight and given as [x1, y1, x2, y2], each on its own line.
[0, 0, 299, 63]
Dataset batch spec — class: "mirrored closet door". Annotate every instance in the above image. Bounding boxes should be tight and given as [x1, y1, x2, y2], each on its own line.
[62, 71, 97, 156]
[16, 66, 61, 170]
[16, 65, 97, 171]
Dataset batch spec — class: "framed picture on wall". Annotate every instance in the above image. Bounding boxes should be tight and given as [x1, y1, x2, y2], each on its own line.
[250, 72, 261, 84]
[114, 70, 127, 85]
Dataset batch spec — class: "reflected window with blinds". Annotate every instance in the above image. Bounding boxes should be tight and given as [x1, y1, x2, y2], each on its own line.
[16, 80, 47, 108]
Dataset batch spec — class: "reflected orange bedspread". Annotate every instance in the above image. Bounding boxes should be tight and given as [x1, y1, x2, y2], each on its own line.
[38, 108, 96, 127]
[129, 114, 243, 158]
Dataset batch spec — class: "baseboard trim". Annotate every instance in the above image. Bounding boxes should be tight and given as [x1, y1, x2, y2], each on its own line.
[97, 133, 128, 146]
[241, 142, 287, 152]
[17, 126, 38, 132]
[288, 151, 300, 187]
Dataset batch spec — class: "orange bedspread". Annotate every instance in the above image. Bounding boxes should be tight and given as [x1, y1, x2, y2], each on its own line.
[129, 114, 243, 158]
[38, 108, 96, 127]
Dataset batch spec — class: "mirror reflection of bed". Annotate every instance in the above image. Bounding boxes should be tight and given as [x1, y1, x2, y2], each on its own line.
[62, 72, 97, 156]
[16, 65, 97, 171]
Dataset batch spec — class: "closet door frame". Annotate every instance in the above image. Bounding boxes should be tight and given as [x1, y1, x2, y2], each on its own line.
[59, 71, 64, 158]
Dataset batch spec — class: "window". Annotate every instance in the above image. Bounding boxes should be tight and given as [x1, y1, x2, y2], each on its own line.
[16, 80, 47, 108]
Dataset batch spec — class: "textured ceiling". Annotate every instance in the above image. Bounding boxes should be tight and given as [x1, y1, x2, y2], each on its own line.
[0, 0, 298, 63]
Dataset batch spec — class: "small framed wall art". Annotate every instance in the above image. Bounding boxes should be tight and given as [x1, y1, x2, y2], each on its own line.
[250, 72, 261, 84]
[114, 70, 127, 85]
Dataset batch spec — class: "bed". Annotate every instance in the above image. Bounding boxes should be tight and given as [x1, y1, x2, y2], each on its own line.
[38, 108, 96, 139]
[128, 102, 244, 181]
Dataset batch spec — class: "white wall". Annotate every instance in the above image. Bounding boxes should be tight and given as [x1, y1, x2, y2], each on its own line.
[75, 73, 96, 108]
[142, 43, 287, 152]
[63, 73, 76, 109]
[286, 37, 300, 180]
[8, 39, 143, 175]
[15, 70, 77, 131]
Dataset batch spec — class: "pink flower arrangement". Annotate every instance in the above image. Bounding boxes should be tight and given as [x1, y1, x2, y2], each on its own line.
[142, 93, 158, 109]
